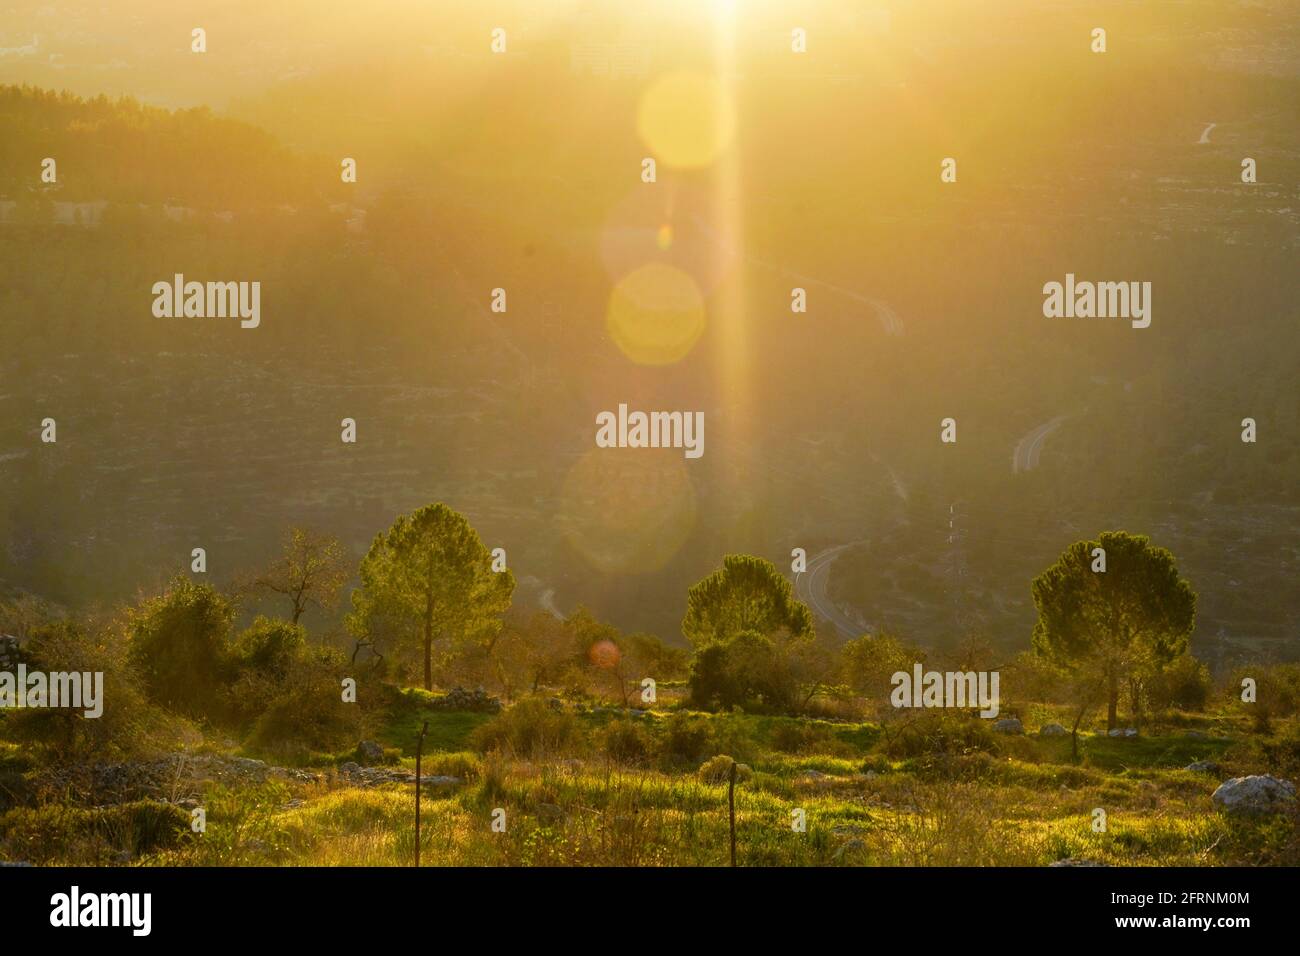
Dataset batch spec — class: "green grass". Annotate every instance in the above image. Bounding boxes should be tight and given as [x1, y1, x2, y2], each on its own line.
[4, 699, 1296, 867]
[378, 695, 496, 755]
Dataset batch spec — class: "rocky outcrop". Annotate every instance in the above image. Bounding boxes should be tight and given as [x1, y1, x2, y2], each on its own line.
[0, 634, 19, 669]
[1211, 775, 1296, 815]
[1049, 858, 1107, 867]
[337, 762, 461, 789]
[34, 753, 319, 804]
[1038, 723, 1068, 737]
[428, 686, 501, 713]
[992, 717, 1024, 734]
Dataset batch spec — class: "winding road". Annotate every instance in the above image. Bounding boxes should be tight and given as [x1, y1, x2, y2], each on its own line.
[1012, 416, 1066, 473]
[796, 543, 870, 638]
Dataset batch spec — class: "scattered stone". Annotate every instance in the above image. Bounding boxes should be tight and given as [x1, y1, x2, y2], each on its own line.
[1211, 775, 1297, 816]
[0, 634, 19, 669]
[356, 740, 385, 765]
[420, 775, 461, 788]
[1185, 761, 1220, 773]
[337, 763, 462, 788]
[428, 686, 502, 713]
[1107, 727, 1138, 738]
[993, 717, 1024, 735]
[1038, 723, 1068, 737]
[1049, 858, 1107, 867]
[33, 753, 319, 804]
[1184, 730, 1208, 740]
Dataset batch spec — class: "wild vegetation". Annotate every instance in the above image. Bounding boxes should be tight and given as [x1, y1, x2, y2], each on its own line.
[1, 502, 1296, 867]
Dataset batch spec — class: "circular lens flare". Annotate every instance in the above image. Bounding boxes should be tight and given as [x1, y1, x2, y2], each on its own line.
[637, 71, 736, 169]
[606, 262, 706, 366]
[558, 448, 697, 575]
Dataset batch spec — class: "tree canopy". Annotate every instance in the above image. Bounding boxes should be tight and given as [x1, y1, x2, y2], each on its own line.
[1031, 531, 1196, 730]
[682, 554, 814, 648]
[349, 503, 514, 690]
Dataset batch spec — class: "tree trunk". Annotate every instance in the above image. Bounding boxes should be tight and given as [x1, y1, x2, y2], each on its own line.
[1071, 702, 1088, 762]
[1130, 679, 1143, 736]
[1106, 670, 1119, 731]
[423, 589, 435, 691]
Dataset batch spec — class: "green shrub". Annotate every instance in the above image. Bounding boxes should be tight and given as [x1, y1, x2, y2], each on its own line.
[231, 616, 305, 680]
[770, 720, 842, 755]
[658, 713, 713, 764]
[0, 800, 189, 864]
[127, 576, 234, 719]
[13, 617, 188, 762]
[657, 712, 758, 766]
[697, 755, 752, 785]
[245, 646, 363, 758]
[423, 751, 482, 781]
[470, 697, 578, 759]
[598, 719, 652, 764]
[1148, 654, 1212, 712]
[186, 783, 291, 865]
[877, 712, 1000, 759]
[688, 631, 794, 713]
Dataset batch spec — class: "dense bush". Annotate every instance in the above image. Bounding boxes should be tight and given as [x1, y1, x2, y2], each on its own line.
[230, 616, 305, 680]
[657, 712, 758, 766]
[245, 646, 364, 758]
[598, 719, 652, 764]
[222, 617, 310, 730]
[0, 800, 189, 864]
[423, 751, 482, 781]
[658, 712, 713, 763]
[876, 712, 1000, 760]
[10, 616, 189, 762]
[1147, 654, 1212, 712]
[470, 697, 578, 759]
[769, 719, 841, 755]
[127, 576, 234, 719]
[697, 754, 752, 785]
[688, 631, 794, 713]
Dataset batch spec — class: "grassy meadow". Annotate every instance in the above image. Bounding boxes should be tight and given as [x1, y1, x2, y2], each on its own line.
[4, 681, 1297, 868]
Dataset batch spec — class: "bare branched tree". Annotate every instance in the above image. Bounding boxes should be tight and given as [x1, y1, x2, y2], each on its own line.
[245, 527, 349, 624]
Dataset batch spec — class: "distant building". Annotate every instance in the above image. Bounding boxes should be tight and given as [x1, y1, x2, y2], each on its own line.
[52, 200, 108, 226]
